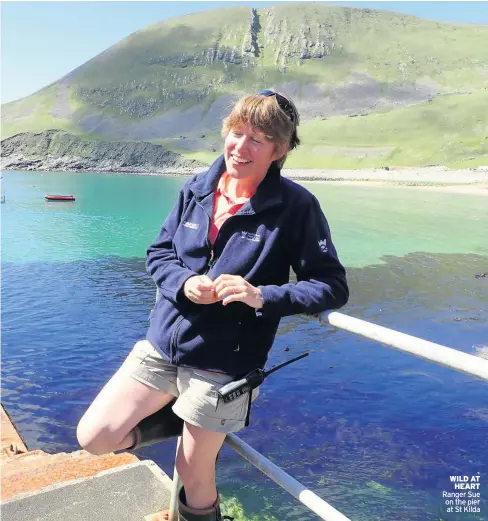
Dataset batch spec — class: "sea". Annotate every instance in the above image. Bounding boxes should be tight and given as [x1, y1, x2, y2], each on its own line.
[1, 170, 487, 521]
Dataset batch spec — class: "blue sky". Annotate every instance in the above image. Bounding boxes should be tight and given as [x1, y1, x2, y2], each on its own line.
[1, 1, 487, 104]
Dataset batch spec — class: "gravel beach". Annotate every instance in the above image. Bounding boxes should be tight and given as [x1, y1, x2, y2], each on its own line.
[281, 166, 488, 184]
[279, 166, 488, 195]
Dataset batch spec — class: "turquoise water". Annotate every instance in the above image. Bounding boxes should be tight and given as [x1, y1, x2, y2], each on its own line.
[2, 170, 487, 521]
[2, 171, 487, 265]
[300, 181, 488, 266]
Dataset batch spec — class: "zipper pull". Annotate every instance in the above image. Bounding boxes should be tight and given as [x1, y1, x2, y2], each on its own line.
[208, 249, 215, 269]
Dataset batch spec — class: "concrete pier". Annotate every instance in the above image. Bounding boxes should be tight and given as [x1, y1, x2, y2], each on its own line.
[1, 404, 172, 520]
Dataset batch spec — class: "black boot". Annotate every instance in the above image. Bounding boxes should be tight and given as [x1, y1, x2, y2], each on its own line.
[178, 488, 234, 521]
[129, 400, 184, 450]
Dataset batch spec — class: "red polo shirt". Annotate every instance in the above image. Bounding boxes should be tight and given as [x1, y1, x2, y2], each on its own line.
[208, 172, 255, 244]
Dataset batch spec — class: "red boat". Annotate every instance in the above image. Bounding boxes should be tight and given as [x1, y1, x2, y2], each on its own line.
[45, 194, 75, 201]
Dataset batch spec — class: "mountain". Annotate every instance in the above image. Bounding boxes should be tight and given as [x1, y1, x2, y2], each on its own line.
[2, 3, 488, 169]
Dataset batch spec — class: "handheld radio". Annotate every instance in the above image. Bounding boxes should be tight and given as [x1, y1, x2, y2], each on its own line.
[217, 352, 310, 404]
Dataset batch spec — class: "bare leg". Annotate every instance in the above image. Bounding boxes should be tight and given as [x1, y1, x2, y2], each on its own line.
[176, 422, 226, 509]
[77, 352, 175, 455]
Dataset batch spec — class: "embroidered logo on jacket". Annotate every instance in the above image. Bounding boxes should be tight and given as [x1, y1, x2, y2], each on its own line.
[183, 221, 199, 230]
[318, 239, 328, 252]
[241, 231, 261, 243]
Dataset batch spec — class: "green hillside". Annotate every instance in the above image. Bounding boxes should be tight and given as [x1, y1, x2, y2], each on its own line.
[2, 3, 488, 168]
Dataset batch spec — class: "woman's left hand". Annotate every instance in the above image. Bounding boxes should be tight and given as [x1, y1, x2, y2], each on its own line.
[214, 274, 263, 309]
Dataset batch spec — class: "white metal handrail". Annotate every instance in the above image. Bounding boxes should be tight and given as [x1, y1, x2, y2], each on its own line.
[168, 434, 352, 521]
[225, 433, 353, 521]
[168, 311, 488, 520]
[320, 311, 488, 382]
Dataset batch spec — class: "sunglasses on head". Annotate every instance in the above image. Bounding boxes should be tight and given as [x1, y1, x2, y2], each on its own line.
[258, 89, 298, 124]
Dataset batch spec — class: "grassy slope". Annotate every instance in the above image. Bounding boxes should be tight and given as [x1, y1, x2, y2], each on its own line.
[289, 90, 488, 169]
[2, 3, 488, 168]
[167, 91, 488, 169]
[1, 85, 78, 138]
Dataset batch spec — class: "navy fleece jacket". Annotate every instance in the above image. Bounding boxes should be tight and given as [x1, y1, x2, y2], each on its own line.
[146, 155, 348, 376]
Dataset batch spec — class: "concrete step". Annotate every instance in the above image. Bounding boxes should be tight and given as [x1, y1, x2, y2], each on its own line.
[1, 449, 49, 467]
[1, 449, 111, 475]
[1, 450, 139, 501]
[1, 459, 173, 521]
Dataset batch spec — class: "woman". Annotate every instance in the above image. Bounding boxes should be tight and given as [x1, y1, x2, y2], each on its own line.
[77, 89, 349, 521]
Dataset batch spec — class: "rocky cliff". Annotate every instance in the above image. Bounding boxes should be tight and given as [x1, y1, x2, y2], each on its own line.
[0, 130, 205, 174]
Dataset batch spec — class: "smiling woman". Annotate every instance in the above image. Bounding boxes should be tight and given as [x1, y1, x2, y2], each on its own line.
[222, 90, 300, 170]
[222, 122, 287, 196]
[76, 88, 349, 521]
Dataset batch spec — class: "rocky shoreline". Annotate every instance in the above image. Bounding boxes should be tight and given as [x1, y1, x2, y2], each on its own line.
[0, 130, 204, 175]
[2, 130, 487, 192]
[4, 161, 488, 187]
[120, 165, 488, 192]
[4, 161, 488, 194]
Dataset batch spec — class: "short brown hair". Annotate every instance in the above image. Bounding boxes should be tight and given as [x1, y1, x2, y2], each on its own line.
[221, 92, 300, 168]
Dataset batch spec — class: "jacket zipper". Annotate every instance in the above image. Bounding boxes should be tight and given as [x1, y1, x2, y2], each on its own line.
[199, 200, 244, 352]
[205, 214, 242, 273]
[197, 194, 245, 273]
[206, 215, 243, 353]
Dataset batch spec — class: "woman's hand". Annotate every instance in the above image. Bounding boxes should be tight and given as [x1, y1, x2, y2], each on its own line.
[214, 274, 263, 308]
[183, 275, 218, 305]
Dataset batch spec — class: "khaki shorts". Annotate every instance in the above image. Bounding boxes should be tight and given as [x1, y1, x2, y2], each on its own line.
[126, 340, 259, 434]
